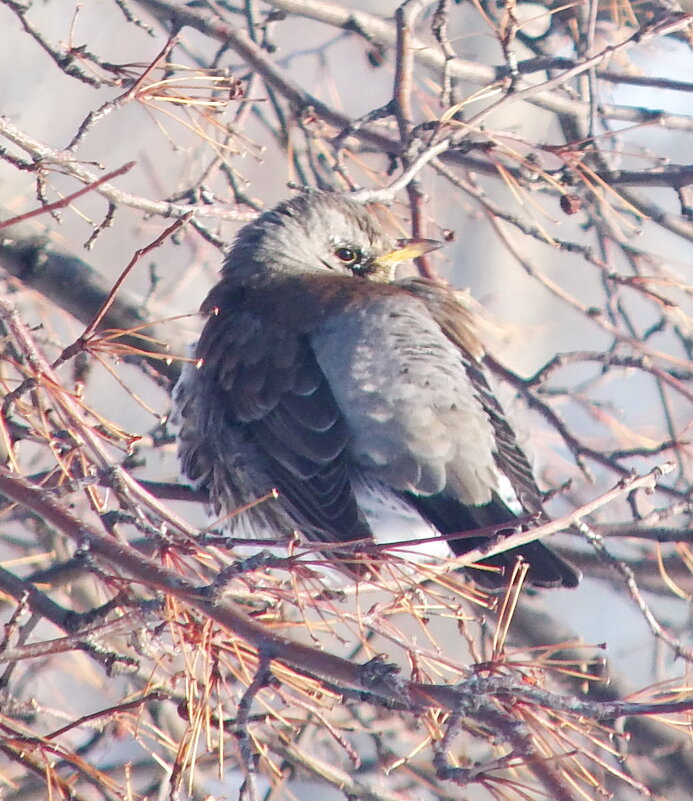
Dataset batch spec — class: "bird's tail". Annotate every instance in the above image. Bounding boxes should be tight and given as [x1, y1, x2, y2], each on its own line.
[407, 493, 580, 589]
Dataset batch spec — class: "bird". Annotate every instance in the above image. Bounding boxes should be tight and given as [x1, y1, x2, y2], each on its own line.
[173, 190, 580, 589]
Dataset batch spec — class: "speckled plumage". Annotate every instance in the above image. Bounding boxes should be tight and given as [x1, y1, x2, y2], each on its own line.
[174, 191, 580, 588]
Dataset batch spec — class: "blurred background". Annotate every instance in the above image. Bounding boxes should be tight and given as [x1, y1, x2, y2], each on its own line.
[0, 1, 691, 799]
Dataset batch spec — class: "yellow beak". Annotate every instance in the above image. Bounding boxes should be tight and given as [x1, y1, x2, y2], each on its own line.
[374, 238, 442, 268]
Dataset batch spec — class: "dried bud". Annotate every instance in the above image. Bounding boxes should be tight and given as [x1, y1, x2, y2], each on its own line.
[560, 193, 582, 215]
[367, 45, 386, 68]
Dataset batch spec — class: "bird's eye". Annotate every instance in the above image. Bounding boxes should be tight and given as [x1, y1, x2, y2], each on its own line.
[335, 247, 360, 265]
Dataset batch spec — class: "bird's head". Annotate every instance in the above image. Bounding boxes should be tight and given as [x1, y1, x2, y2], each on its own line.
[222, 190, 439, 284]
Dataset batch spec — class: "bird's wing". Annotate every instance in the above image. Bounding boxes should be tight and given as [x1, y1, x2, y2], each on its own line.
[392, 278, 580, 588]
[399, 277, 545, 514]
[174, 281, 372, 545]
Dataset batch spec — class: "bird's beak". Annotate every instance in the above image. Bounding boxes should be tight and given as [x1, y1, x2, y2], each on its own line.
[374, 238, 442, 269]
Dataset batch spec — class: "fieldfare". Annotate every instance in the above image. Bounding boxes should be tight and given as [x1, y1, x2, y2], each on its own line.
[174, 191, 580, 588]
